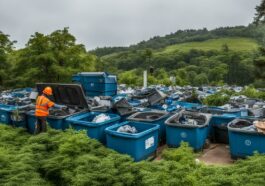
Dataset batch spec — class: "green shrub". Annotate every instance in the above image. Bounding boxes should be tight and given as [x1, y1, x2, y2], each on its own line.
[1, 125, 265, 186]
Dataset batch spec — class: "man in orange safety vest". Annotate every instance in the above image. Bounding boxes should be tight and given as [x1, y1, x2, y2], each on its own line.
[35, 87, 57, 134]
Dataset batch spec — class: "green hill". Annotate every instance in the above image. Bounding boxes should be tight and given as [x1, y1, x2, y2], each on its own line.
[155, 37, 259, 55]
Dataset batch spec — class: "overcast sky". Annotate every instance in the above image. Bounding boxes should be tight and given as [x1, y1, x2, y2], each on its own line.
[0, 0, 261, 50]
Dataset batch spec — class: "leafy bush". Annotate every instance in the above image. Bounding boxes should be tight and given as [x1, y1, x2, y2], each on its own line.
[1, 125, 265, 186]
[202, 93, 230, 106]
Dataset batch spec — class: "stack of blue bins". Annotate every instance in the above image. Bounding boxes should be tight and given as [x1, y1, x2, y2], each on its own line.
[127, 111, 171, 142]
[72, 72, 117, 97]
[105, 121, 159, 161]
[66, 112, 120, 144]
[165, 111, 212, 151]
[228, 119, 265, 158]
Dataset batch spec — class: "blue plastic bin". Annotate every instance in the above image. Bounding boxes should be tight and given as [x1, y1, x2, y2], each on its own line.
[202, 107, 248, 117]
[0, 104, 16, 124]
[228, 119, 265, 158]
[72, 72, 117, 97]
[66, 112, 120, 144]
[165, 111, 211, 151]
[174, 101, 202, 110]
[9, 110, 28, 128]
[26, 111, 37, 134]
[26, 110, 84, 133]
[127, 111, 171, 141]
[105, 121, 159, 161]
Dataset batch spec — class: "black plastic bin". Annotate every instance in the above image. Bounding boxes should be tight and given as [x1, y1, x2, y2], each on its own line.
[127, 111, 171, 141]
[213, 124, 229, 144]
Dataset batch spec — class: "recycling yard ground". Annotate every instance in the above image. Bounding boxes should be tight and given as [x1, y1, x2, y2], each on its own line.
[0, 124, 265, 186]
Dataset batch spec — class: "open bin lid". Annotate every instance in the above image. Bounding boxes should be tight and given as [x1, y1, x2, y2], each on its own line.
[36, 83, 89, 109]
[75, 72, 111, 77]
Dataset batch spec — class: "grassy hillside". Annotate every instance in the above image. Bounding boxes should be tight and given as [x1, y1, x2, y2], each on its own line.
[155, 37, 259, 55]
[101, 37, 259, 59]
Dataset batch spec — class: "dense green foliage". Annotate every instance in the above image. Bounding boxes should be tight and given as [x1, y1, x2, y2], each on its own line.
[91, 25, 264, 55]
[0, 125, 265, 186]
[1, 25, 265, 89]
[0, 28, 97, 89]
[95, 25, 265, 87]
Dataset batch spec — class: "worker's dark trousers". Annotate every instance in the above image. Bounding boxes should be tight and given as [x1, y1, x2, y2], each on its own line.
[35, 116, 47, 134]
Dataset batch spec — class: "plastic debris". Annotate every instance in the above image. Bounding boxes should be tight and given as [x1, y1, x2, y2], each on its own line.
[180, 118, 198, 125]
[117, 125, 138, 133]
[92, 114, 111, 123]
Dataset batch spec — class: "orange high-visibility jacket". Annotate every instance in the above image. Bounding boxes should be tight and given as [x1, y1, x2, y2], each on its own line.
[35, 95, 55, 117]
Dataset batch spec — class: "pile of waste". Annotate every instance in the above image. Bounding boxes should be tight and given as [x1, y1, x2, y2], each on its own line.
[228, 119, 265, 133]
[92, 114, 111, 123]
[117, 125, 138, 133]
[166, 111, 211, 126]
[0, 88, 32, 106]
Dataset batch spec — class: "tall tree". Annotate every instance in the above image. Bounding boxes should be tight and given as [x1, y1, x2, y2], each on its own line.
[11, 28, 96, 87]
[0, 31, 15, 88]
[254, 0, 265, 24]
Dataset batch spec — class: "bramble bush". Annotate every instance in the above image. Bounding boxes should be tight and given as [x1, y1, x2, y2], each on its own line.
[0, 125, 265, 186]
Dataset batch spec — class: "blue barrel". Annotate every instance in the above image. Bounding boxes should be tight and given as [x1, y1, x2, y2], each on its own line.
[105, 121, 159, 161]
[127, 111, 171, 141]
[0, 104, 16, 125]
[165, 112, 211, 151]
[228, 119, 265, 158]
[66, 112, 120, 144]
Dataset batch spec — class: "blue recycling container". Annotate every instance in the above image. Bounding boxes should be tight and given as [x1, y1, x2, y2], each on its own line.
[9, 111, 27, 128]
[105, 121, 159, 161]
[66, 112, 120, 144]
[26, 111, 80, 133]
[204, 107, 248, 117]
[0, 104, 16, 125]
[165, 112, 210, 151]
[174, 101, 202, 110]
[228, 121, 265, 158]
[127, 111, 171, 141]
[72, 72, 117, 97]
[165, 125, 209, 151]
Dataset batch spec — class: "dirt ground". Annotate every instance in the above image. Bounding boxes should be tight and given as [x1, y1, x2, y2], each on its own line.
[198, 143, 234, 165]
[155, 143, 234, 165]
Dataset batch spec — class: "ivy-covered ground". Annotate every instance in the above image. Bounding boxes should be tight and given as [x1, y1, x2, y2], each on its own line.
[0, 125, 264, 186]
